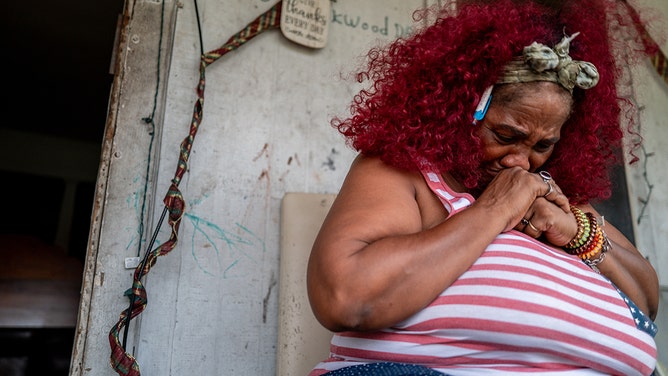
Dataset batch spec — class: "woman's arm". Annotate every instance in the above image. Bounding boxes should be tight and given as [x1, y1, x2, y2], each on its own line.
[307, 155, 549, 332]
[577, 204, 659, 320]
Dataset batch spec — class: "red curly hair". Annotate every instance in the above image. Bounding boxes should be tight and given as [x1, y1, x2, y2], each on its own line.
[333, 0, 655, 204]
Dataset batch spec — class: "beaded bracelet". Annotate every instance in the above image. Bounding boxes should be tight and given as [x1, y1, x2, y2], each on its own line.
[566, 215, 600, 258]
[563, 208, 610, 271]
[579, 220, 603, 259]
[579, 212, 601, 256]
[564, 208, 599, 256]
[583, 227, 611, 273]
[565, 206, 590, 250]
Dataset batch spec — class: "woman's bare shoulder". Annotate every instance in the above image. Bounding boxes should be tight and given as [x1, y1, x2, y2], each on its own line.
[344, 154, 419, 188]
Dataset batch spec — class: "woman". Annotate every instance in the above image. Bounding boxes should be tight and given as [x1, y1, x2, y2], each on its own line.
[306, 0, 660, 375]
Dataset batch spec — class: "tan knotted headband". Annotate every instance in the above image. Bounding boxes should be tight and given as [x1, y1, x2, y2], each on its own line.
[497, 32, 600, 93]
[474, 32, 600, 123]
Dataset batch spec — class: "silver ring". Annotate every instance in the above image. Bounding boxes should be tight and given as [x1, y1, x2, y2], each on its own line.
[544, 182, 554, 197]
[521, 218, 529, 226]
[539, 171, 553, 197]
[539, 171, 552, 183]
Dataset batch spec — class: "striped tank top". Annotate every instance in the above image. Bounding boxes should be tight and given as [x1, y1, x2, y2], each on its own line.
[309, 168, 657, 376]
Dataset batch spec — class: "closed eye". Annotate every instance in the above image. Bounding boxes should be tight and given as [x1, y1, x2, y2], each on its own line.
[487, 124, 559, 151]
[493, 130, 520, 144]
[495, 134, 514, 144]
[534, 142, 555, 153]
[493, 132, 558, 152]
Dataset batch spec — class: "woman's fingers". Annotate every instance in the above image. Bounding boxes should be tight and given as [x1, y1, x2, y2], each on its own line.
[536, 172, 570, 213]
[518, 197, 579, 246]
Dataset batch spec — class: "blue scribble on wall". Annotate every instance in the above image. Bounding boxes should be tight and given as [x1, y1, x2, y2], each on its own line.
[185, 213, 266, 278]
[124, 185, 143, 252]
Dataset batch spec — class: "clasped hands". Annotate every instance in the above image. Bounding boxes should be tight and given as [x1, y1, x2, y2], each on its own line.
[515, 170, 579, 246]
[480, 167, 579, 247]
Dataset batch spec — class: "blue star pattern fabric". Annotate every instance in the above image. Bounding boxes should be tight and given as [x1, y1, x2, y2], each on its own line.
[615, 286, 659, 337]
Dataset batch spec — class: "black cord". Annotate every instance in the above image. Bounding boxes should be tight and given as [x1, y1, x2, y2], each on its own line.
[122, 207, 169, 348]
[194, 0, 204, 56]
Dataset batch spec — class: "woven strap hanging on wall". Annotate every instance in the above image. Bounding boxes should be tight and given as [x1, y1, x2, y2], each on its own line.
[108, 3, 282, 375]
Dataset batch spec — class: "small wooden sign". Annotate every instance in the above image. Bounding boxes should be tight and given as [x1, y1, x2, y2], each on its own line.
[280, 0, 330, 49]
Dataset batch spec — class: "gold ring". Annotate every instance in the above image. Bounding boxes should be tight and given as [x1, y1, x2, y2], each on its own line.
[527, 220, 539, 232]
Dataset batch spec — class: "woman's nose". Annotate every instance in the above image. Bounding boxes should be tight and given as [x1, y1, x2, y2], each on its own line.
[500, 151, 531, 171]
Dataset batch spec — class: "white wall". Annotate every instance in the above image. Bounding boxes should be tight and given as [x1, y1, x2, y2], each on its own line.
[71, 0, 668, 374]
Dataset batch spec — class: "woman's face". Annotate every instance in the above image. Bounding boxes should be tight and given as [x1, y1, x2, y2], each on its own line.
[475, 82, 573, 188]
